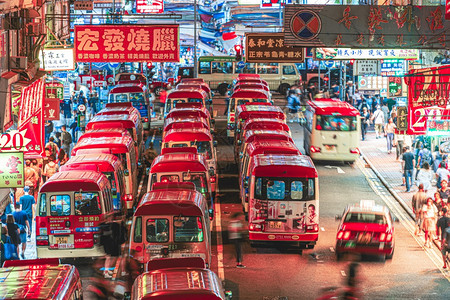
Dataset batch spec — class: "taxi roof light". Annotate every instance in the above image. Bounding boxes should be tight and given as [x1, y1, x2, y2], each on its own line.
[359, 200, 376, 208]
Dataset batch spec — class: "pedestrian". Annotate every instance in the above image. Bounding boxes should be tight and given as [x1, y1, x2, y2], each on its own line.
[99, 221, 127, 278]
[416, 145, 432, 181]
[287, 89, 300, 122]
[432, 146, 443, 173]
[344, 81, 355, 105]
[6, 214, 20, 258]
[45, 137, 59, 157]
[158, 89, 167, 117]
[19, 186, 35, 228]
[436, 162, 450, 189]
[416, 162, 433, 193]
[12, 203, 30, 259]
[438, 179, 450, 204]
[43, 155, 59, 181]
[24, 160, 38, 194]
[57, 149, 69, 166]
[360, 107, 370, 141]
[228, 212, 246, 268]
[69, 118, 78, 143]
[437, 207, 449, 242]
[371, 105, 385, 139]
[441, 218, 450, 269]
[384, 118, 396, 154]
[44, 120, 53, 144]
[422, 197, 439, 248]
[60, 125, 72, 157]
[394, 133, 405, 161]
[381, 103, 389, 125]
[412, 184, 428, 236]
[307, 84, 316, 101]
[1, 192, 14, 224]
[434, 192, 445, 214]
[402, 146, 415, 192]
[342, 262, 362, 300]
[1, 225, 7, 265]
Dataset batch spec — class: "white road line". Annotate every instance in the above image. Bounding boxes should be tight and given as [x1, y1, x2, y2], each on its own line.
[214, 200, 225, 280]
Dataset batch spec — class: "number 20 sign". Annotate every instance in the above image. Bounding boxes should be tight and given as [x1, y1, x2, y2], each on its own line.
[0, 130, 29, 152]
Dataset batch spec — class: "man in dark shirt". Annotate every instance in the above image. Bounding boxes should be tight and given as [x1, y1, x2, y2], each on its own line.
[19, 186, 35, 227]
[437, 208, 450, 242]
[441, 219, 450, 269]
[13, 203, 30, 259]
[402, 146, 415, 192]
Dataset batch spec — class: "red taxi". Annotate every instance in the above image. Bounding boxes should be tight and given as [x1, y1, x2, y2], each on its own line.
[335, 200, 395, 260]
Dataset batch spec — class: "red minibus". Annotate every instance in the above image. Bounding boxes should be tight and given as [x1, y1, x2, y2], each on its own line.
[36, 171, 114, 258]
[246, 154, 319, 249]
[166, 106, 214, 130]
[162, 128, 218, 195]
[0, 259, 83, 299]
[180, 78, 205, 84]
[238, 129, 295, 161]
[163, 117, 210, 139]
[234, 82, 270, 92]
[177, 83, 212, 99]
[304, 99, 361, 162]
[129, 189, 211, 267]
[86, 113, 144, 161]
[61, 154, 126, 213]
[98, 102, 146, 127]
[72, 136, 138, 212]
[148, 153, 213, 209]
[165, 88, 210, 118]
[79, 127, 132, 141]
[239, 140, 301, 214]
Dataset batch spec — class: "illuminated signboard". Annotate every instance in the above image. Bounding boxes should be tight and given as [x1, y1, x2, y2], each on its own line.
[380, 60, 405, 77]
[245, 33, 304, 63]
[136, 0, 164, 14]
[0, 152, 24, 188]
[261, 0, 293, 8]
[315, 48, 419, 60]
[40, 49, 75, 71]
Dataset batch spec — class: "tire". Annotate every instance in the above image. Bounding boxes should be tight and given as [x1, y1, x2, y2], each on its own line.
[386, 248, 394, 259]
[279, 83, 290, 95]
[218, 83, 229, 96]
[154, 87, 162, 96]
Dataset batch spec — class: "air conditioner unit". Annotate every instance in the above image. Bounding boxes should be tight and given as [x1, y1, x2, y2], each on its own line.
[10, 56, 28, 70]
[27, 23, 46, 36]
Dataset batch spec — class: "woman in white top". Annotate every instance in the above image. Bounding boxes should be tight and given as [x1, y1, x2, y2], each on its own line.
[416, 162, 433, 194]
[421, 198, 438, 248]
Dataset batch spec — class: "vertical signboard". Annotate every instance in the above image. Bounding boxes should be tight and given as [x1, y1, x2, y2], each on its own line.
[0, 152, 24, 188]
[396, 106, 408, 131]
[388, 77, 402, 97]
[44, 98, 60, 121]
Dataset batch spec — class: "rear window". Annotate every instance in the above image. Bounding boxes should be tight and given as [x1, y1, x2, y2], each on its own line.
[74, 192, 101, 215]
[344, 213, 387, 225]
[50, 195, 71, 216]
[146, 218, 169, 243]
[316, 115, 357, 131]
[183, 173, 208, 194]
[174, 216, 204, 242]
[39, 193, 47, 217]
[254, 177, 315, 201]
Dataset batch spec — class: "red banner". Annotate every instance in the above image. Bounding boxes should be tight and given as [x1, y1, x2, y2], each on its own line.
[446, 0, 450, 20]
[44, 98, 60, 121]
[74, 25, 179, 62]
[406, 66, 450, 135]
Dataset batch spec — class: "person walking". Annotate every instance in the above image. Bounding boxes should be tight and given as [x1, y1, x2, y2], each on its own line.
[438, 179, 450, 204]
[24, 160, 39, 195]
[436, 162, 450, 189]
[6, 214, 20, 258]
[57, 149, 69, 167]
[384, 118, 396, 154]
[287, 89, 300, 123]
[360, 107, 370, 141]
[437, 207, 449, 243]
[228, 212, 246, 268]
[416, 145, 432, 181]
[45, 137, 59, 157]
[43, 155, 59, 181]
[416, 162, 433, 194]
[371, 105, 385, 139]
[60, 125, 72, 157]
[381, 103, 389, 125]
[412, 184, 428, 236]
[402, 146, 415, 192]
[19, 186, 35, 231]
[441, 218, 450, 269]
[158, 89, 167, 117]
[422, 198, 439, 248]
[12, 203, 30, 259]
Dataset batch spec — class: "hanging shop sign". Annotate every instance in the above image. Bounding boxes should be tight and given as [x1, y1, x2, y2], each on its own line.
[40, 48, 75, 71]
[388, 77, 402, 97]
[75, 25, 180, 63]
[44, 98, 60, 121]
[354, 60, 379, 76]
[405, 65, 450, 135]
[136, 0, 164, 14]
[284, 5, 449, 49]
[397, 106, 408, 131]
[74, 1, 93, 10]
[380, 60, 406, 77]
[245, 33, 304, 63]
[45, 83, 64, 100]
[314, 48, 418, 60]
[261, 0, 292, 9]
[428, 120, 450, 134]
[357, 76, 388, 91]
[0, 152, 24, 188]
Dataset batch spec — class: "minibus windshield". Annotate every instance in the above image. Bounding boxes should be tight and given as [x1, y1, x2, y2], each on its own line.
[174, 216, 204, 242]
[190, 141, 212, 159]
[316, 115, 357, 132]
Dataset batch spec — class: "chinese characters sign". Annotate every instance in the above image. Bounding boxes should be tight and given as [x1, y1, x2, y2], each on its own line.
[314, 48, 418, 60]
[245, 33, 304, 63]
[358, 76, 388, 91]
[405, 66, 450, 135]
[284, 5, 449, 49]
[41, 48, 75, 71]
[388, 77, 402, 97]
[0, 152, 24, 188]
[45, 83, 64, 100]
[380, 60, 406, 77]
[136, 0, 164, 14]
[44, 98, 60, 121]
[355, 60, 379, 76]
[75, 25, 179, 62]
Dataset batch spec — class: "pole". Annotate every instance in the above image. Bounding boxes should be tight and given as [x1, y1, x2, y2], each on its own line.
[279, 0, 283, 27]
[318, 64, 321, 92]
[194, 0, 198, 77]
[112, 0, 115, 24]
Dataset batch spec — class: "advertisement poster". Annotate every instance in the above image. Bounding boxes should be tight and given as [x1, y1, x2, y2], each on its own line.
[315, 48, 418, 60]
[0, 152, 24, 188]
[405, 65, 450, 135]
[136, 0, 164, 14]
[75, 25, 180, 62]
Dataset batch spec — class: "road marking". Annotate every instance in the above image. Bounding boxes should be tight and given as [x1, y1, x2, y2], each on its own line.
[321, 227, 325, 231]
[214, 198, 225, 280]
[324, 165, 346, 174]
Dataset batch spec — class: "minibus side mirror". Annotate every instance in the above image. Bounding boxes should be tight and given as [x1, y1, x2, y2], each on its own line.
[123, 292, 131, 300]
[208, 208, 214, 220]
[146, 167, 150, 175]
[213, 140, 218, 147]
[335, 214, 342, 221]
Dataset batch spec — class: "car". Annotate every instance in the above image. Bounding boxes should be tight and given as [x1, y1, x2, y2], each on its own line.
[335, 200, 396, 260]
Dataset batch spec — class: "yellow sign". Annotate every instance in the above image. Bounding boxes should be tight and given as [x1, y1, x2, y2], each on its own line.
[0, 152, 24, 188]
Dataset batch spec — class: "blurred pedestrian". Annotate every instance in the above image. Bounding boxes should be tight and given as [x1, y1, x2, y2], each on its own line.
[436, 162, 450, 189]
[440, 218, 450, 269]
[434, 192, 445, 214]
[437, 207, 449, 243]
[99, 221, 127, 278]
[24, 160, 38, 194]
[19, 186, 35, 228]
[343, 262, 362, 300]
[412, 184, 428, 236]
[60, 125, 72, 157]
[228, 212, 246, 268]
[344, 81, 355, 104]
[432, 146, 443, 173]
[422, 198, 438, 248]
[1, 225, 7, 265]
[143, 142, 158, 168]
[44, 120, 53, 144]
[384, 118, 396, 154]
[381, 103, 389, 125]
[57, 149, 69, 167]
[45, 137, 59, 157]
[287, 89, 300, 123]
[371, 105, 384, 139]
[158, 89, 167, 117]
[438, 179, 450, 204]
[43, 155, 59, 181]
[360, 107, 370, 141]
[416, 145, 432, 180]
[12, 203, 30, 259]
[6, 214, 20, 258]
[416, 162, 433, 193]
[402, 146, 415, 192]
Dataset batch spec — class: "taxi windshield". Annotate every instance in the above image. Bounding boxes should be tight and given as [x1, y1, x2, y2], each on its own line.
[316, 115, 357, 131]
[344, 212, 387, 225]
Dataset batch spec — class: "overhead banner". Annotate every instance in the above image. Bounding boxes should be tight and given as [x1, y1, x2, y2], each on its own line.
[284, 5, 449, 49]
[75, 25, 180, 62]
[314, 48, 418, 60]
[136, 0, 164, 14]
[245, 33, 305, 63]
[0, 152, 24, 188]
[405, 66, 450, 135]
[41, 48, 75, 71]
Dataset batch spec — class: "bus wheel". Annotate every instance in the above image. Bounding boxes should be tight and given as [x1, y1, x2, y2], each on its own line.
[218, 83, 229, 96]
[279, 83, 291, 95]
[154, 87, 162, 96]
[336, 252, 342, 261]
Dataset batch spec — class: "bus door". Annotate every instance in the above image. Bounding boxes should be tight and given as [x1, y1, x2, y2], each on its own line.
[36, 171, 114, 258]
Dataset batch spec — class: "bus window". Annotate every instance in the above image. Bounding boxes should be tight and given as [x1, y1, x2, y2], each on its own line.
[308, 179, 315, 197]
[258, 63, 279, 74]
[134, 217, 142, 243]
[184, 173, 207, 194]
[166, 143, 188, 148]
[283, 65, 297, 75]
[291, 181, 304, 200]
[161, 175, 179, 183]
[316, 115, 357, 131]
[212, 62, 233, 74]
[50, 195, 71, 216]
[199, 61, 211, 74]
[266, 180, 285, 200]
[237, 63, 256, 74]
[344, 213, 387, 224]
[115, 94, 129, 102]
[188, 98, 202, 103]
[74, 192, 101, 215]
[255, 178, 262, 198]
[39, 194, 47, 217]
[174, 216, 204, 242]
[147, 219, 169, 242]
[191, 141, 212, 159]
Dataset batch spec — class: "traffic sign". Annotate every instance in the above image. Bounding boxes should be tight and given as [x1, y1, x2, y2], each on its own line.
[78, 104, 86, 112]
[323, 61, 334, 68]
[237, 61, 245, 69]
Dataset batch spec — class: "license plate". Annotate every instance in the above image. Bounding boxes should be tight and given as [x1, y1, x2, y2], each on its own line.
[55, 236, 68, 244]
[268, 221, 283, 229]
[345, 241, 355, 248]
[325, 145, 335, 151]
[357, 233, 372, 244]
